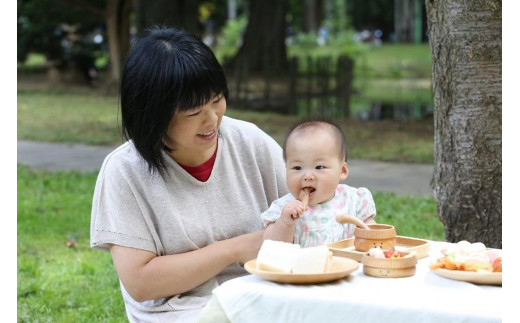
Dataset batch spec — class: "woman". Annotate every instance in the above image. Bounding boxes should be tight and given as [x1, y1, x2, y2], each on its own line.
[90, 26, 288, 322]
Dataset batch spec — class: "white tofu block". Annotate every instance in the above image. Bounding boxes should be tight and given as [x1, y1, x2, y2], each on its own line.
[292, 246, 331, 274]
[256, 240, 301, 273]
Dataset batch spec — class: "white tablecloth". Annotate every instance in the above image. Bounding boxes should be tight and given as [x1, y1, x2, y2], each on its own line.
[203, 241, 502, 323]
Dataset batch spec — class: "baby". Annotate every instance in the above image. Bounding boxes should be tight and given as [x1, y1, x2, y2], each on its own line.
[262, 118, 377, 247]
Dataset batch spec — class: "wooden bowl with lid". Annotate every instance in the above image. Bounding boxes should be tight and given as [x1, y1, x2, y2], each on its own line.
[361, 251, 417, 278]
[354, 224, 397, 252]
[335, 215, 397, 252]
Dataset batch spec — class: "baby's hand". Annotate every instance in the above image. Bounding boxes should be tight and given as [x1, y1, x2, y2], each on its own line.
[281, 200, 305, 221]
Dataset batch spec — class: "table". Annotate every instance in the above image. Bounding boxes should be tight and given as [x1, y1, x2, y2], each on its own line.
[197, 241, 502, 323]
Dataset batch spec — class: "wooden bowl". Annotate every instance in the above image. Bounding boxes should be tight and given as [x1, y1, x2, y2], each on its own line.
[361, 251, 417, 278]
[354, 224, 397, 252]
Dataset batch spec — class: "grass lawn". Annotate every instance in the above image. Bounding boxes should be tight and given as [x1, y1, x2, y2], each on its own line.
[354, 44, 432, 79]
[17, 87, 122, 146]
[17, 166, 126, 322]
[17, 165, 444, 321]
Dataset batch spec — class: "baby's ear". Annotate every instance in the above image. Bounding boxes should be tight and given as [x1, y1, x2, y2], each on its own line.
[340, 162, 349, 180]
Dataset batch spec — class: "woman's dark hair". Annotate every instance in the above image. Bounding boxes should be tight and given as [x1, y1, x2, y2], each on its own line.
[282, 117, 348, 162]
[120, 26, 228, 174]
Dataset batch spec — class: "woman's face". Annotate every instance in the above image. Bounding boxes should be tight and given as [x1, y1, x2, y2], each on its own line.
[164, 94, 226, 166]
[285, 126, 348, 206]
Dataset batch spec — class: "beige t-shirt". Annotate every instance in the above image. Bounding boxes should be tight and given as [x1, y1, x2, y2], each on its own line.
[90, 117, 288, 322]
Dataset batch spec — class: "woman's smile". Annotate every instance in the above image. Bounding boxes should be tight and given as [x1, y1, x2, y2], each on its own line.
[198, 129, 217, 140]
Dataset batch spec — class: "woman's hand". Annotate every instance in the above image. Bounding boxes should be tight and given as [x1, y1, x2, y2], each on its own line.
[109, 229, 265, 302]
[230, 230, 264, 264]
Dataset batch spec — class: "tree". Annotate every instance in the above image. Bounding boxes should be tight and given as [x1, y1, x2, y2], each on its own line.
[105, 0, 131, 87]
[229, 0, 289, 73]
[302, 0, 320, 33]
[426, 0, 502, 248]
[133, 0, 200, 36]
[18, 0, 131, 87]
[394, 0, 423, 43]
[58, 0, 131, 87]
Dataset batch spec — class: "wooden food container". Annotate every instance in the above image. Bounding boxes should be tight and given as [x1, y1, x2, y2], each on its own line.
[327, 235, 431, 262]
[354, 224, 397, 252]
[361, 252, 417, 278]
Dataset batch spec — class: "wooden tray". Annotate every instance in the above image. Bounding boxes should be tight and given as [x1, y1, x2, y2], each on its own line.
[327, 235, 431, 262]
[244, 257, 359, 284]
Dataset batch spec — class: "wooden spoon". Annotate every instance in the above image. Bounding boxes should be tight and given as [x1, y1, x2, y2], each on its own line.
[335, 214, 370, 230]
[301, 187, 311, 211]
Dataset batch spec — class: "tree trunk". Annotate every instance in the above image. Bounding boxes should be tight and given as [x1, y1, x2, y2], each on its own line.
[119, 0, 131, 61]
[303, 0, 318, 32]
[133, 0, 200, 36]
[106, 0, 122, 85]
[230, 0, 288, 73]
[106, 0, 131, 89]
[228, 0, 237, 20]
[395, 0, 416, 42]
[426, 0, 502, 248]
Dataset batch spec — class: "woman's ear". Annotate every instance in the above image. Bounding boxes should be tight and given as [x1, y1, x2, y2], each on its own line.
[340, 162, 349, 181]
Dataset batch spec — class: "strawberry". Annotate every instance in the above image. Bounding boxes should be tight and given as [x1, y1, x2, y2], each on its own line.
[492, 257, 502, 272]
[384, 250, 402, 258]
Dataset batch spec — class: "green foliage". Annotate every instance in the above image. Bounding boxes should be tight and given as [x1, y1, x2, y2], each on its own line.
[214, 15, 248, 62]
[292, 32, 319, 48]
[287, 31, 367, 63]
[325, 0, 350, 32]
[19, 53, 47, 68]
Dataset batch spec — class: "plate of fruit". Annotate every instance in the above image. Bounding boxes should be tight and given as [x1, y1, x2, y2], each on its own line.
[429, 241, 502, 285]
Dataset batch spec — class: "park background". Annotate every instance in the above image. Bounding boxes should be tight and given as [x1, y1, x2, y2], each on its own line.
[15, 1, 507, 322]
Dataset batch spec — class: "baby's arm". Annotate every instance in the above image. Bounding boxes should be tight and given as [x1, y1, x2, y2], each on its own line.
[263, 200, 305, 243]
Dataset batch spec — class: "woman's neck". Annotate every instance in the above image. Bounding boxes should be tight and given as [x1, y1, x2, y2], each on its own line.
[168, 142, 218, 167]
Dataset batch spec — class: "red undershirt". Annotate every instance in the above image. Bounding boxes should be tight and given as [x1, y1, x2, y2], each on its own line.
[177, 145, 217, 182]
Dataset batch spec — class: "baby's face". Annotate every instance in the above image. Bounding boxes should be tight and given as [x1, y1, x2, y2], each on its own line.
[285, 127, 348, 206]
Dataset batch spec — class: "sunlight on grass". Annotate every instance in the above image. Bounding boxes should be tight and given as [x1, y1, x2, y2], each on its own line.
[17, 88, 122, 145]
[17, 166, 127, 322]
[355, 44, 432, 79]
[373, 192, 444, 241]
[18, 53, 46, 68]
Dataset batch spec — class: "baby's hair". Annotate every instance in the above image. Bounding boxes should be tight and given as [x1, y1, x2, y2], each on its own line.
[283, 117, 348, 162]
